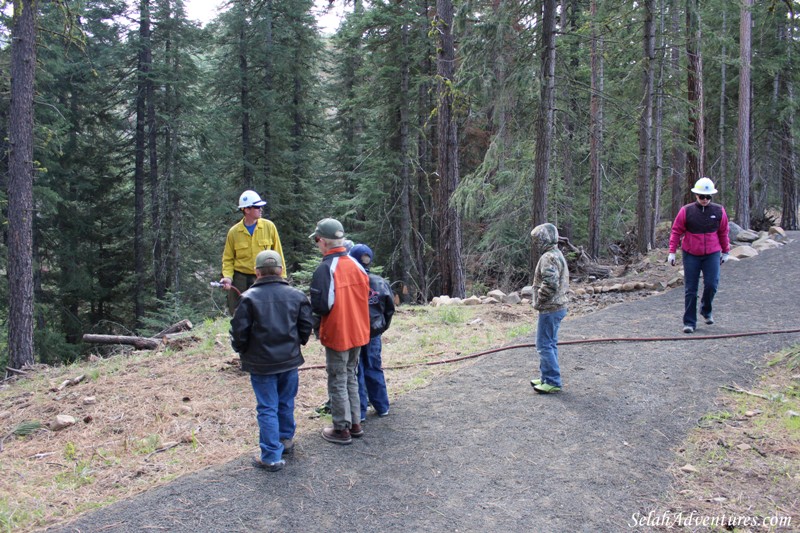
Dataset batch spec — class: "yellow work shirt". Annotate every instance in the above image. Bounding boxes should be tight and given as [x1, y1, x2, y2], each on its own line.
[221, 218, 287, 278]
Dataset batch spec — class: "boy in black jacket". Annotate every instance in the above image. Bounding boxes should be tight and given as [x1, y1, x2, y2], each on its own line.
[230, 250, 313, 471]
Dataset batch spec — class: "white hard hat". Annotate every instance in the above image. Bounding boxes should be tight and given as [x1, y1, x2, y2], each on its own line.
[238, 190, 267, 209]
[691, 177, 718, 195]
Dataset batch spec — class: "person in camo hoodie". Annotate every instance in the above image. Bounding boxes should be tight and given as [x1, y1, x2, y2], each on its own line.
[529, 223, 570, 394]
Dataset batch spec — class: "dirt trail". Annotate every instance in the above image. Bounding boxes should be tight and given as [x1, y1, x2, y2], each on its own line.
[50, 235, 800, 533]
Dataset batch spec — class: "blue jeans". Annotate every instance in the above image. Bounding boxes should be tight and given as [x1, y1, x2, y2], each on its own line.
[325, 347, 361, 430]
[358, 336, 389, 420]
[537, 308, 567, 387]
[682, 251, 720, 328]
[250, 369, 298, 464]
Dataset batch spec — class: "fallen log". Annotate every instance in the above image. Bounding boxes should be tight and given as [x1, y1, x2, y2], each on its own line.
[82, 334, 160, 350]
[154, 319, 193, 338]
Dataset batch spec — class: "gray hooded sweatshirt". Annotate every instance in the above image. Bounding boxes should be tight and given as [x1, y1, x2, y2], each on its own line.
[531, 223, 570, 312]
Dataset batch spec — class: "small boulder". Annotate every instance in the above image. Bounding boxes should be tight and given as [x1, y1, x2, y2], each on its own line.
[520, 286, 535, 298]
[487, 289, 506, 301]
[50, 414, 77, 431]
[463, 295, 482, 306]
[735, 229, 759, 243]
[729, 245, 758, 259]
[503, 292, 521, 304]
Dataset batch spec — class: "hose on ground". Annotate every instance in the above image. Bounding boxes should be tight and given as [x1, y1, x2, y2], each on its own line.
[297, 327, 800, 372]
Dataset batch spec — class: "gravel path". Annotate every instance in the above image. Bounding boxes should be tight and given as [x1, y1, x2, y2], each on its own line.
[51, 234, 800, 533]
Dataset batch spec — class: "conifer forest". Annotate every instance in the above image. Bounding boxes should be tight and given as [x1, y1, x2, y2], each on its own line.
[1, 0, 798, 368]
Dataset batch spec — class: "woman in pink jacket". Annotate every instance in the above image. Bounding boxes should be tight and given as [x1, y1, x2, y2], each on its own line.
[668, 177, 731, 334]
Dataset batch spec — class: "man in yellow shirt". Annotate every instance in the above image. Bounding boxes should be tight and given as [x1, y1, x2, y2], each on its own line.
[220, 190, 286, 315]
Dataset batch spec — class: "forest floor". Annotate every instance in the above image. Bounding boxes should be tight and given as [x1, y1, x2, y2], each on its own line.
[2, 243, 799, 532]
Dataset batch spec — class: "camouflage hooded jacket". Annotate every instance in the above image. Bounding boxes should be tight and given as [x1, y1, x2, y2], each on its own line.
[531, 223, 570, 313]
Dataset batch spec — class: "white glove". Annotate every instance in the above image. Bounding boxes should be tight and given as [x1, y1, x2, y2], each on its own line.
[720, 253, 729, 264]
[667, 253, 676, 266]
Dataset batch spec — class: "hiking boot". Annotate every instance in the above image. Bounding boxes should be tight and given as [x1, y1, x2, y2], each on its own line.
[533, 383, 562, 394]
[377, 410, 390, 418]
[683, 325, 694, 334]
[252, 457, 285, 472]
[702, 314, 714, 325]
[350, 423, 364, 438]
[280, 438, 294, 456]
[530, 378, 543, 387]
[321, 427, 352, 445]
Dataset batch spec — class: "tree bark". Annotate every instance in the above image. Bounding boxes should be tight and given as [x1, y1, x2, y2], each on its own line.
[435, 0, 465, 298]
[735, 0, 752, 228]
[82, 334, 160, 350]
[238, 0, 253, 188]
[637, 0, 655, 253]
[7, 0, 38, 370]
[781, 15, 798, 230]
[717, 7, 728, 200]
[588, 0, 603, 259]
[685, 0, 705, 204]
[134, 0, 149, 324]
[531, 0, 557, 267]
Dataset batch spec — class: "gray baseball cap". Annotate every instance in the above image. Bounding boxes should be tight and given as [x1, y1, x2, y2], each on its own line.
[309, 218, 345, 240]
[255, 250, 282, 269]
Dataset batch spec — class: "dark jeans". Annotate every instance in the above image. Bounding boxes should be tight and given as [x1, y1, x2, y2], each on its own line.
[250, 369, 298, 464]
[227, 270, 256, 316]
[358, 336, 389, 419]
[682, 251, 720, 328]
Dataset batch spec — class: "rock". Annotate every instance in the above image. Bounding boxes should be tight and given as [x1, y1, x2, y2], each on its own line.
[463, 295, 482, 306]
[735, 229, 759, 242]
[481, 297, 500, 304]
[574, 288, 586, 297]
[50, 414, 77, 431]
[487, 289, 506, 301]
[503, 292, 521, 304]
[753, 238, 780, 251]
[744, 409, 762, 417]
[730, 245, 758, 259]
[0, 411, 10, 420]
[769, 226, 786, 238]
[83, 396, 96, 405]
[608, 283, 623, 292]
[680, 464, 698, 473]
[728, 222, 744, 242]
[520, 286, 535, 298]
[736, 443, 752, 451]
[667, 277, 683, 287]
[787, 410, 800, 418]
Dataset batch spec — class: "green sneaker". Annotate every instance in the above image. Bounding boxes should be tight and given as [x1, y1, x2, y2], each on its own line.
[533, 383, 562, 394]
[530, 378, 543, 387]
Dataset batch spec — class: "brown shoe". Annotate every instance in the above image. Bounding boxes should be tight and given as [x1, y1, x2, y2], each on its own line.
[321, 427, 352, 445]
[350, 423, 364, 438]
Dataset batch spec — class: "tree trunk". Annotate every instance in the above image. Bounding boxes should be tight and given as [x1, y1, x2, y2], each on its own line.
[588, 0, 603, 259]
[238, 1, 253, 188]
[144, 0, 165, 301]
[717, 7, 728, 200]
[435, 0, 465, 298]
[650, 0, 666, 240]
[7, 0, 38, 370]
[399, 16, 414, 303]
[531, 0, 557, 267]
[735, 0, 752, 228]
[685, 0, 705, 204]
[781, 15, 798, 231]
[559, 0, 579, 241]
[263, 0, 274, 184]
[134, 0, 149, 324]
[669, 1, 684, 219]
[636, 0, 655, 254]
